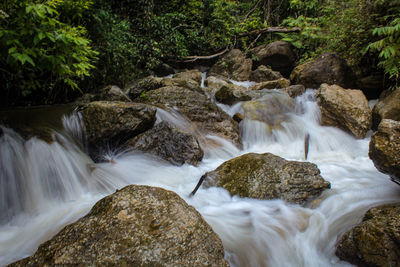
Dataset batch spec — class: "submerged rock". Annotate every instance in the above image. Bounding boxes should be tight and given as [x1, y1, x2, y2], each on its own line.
[208, 49, 252, 81]
[136, 85, 242, 147]
[126, 121, 204, 166]
[9, 185, 228, 266]
[241, 91, 295, 130]
[248, 78, 291, 90]
[249, 65, 283, 82]
[372, 87, 400, 130]
[203, 152, 330, 205]
[316, 84, 372, 138]
[369, 119, 400, 184]
[251, 41, 296, 76]
[336, 204, 400, 267]
[290, 53, 355, 89]
[78, 101, 156, 160]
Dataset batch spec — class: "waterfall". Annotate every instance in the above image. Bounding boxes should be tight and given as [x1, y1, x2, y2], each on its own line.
[0, 90, 399, 266]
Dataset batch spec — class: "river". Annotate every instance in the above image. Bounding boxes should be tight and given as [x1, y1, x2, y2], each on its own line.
[0, 85, 399, 266]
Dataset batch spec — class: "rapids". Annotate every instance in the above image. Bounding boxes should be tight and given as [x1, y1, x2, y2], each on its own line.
[0, 88, 399, 267]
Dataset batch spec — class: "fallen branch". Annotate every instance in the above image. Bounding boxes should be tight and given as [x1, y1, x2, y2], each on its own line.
[179, 47, 230, 63]
[237, 27, 300, 37]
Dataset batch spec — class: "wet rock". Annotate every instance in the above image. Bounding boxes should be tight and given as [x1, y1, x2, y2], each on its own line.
[250, 65, 283, 82]
[316, 84, 372, 138]
[124, 76, 163, 100]
[153, 63, 175, 77]
[372, 87, 400, 130]
[203, 152, 330, 205]
[357, 74, 385, 99]
[78, 101, 156, 160]
[208, 49, 252, 81]
[283, 84, 306, 98]
[242, 91, 295, 130]
[125, 121, 204, 166]
[173, 69, 202, 85]
[248, 78, 291, 91]
[135, 85, 242, 147]
[9, 185, 228, 267]
[215, 84, 251, 105]
[251, 41, 296, 76]
[233, 113, 244, 123]
[369, 119, 400, 184]
[290, 53, 356, 89]
[336, 204, 400, 267]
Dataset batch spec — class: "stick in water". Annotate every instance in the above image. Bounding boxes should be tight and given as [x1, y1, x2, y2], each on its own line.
[190, 174, 207, 197]
[304, 133, 310, 160]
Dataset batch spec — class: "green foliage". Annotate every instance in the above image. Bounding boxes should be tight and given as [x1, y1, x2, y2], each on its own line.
[0, 0, 97, 104]
[367, 11, 400, 80]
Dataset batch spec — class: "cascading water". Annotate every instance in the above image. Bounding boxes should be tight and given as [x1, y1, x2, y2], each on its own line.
[0, 88, 399, 267]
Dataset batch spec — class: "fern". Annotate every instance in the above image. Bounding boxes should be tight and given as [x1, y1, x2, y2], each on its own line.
[367, 16, 400, 80]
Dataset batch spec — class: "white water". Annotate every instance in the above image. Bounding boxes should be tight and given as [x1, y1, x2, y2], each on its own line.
[0, 90, 399, 267]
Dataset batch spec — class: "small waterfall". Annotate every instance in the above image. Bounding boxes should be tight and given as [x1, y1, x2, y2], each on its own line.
[0, 89, 399, 267]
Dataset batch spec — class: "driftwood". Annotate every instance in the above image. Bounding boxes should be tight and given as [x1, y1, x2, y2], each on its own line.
[304, 133, 310, 160]
[180, 47, 230, 63]
[189, 173, 207, 197]
[237, 27, 301, 37]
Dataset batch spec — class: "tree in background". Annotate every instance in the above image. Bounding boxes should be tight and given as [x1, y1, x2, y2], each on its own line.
[0, 0, 97, 105]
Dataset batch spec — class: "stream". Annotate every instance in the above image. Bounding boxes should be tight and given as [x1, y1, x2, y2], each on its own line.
[0, 86, 399, 266]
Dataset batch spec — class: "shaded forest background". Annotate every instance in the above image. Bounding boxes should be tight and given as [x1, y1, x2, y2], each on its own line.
[0, 0, 399, 106]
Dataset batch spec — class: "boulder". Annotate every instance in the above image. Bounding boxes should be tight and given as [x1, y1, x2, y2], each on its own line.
[357, 74, 384, 99]
[249, 65, 283, 82]
[10, 185, 228, 267]
[372, 87, 400, 130]
[208, 49, 252, 81]
[215, 84, 251, 105]
[248, 78, 291, 91]
[124, 76, 163, 100]
[203, 152, 330, 205]
[369, 119, 400, 184]
[283, 84, 306, 98]
[251, 41, 296, 76]
[78, 101, 156, 160]
[173, 69, 203, 85]
[290, 53, 356, 89]
[316, 84, 372, 138]
[135, 85, 242, 147]
[152, 63, 175, 77]
[336, 204, 400, 267]
[125, 121, 204, 166]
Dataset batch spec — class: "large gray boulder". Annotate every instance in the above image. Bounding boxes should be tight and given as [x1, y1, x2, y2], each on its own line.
[336, 204, 400, 267]
[126, 121, 204, 166]
[10, 185, 229, 267]
[203, 152, 330, 205]
[173, 69, 203, 85]
[78, 101, 156, 160]
[208, 49, 252, 81]
[369, 119, 400, 184]
[136, 85, 242, 147]
[251, 41, 296, 76]
[290, 53, 356, 89]
[372, 87, 400, 130]
[316, 84, 372, 138]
